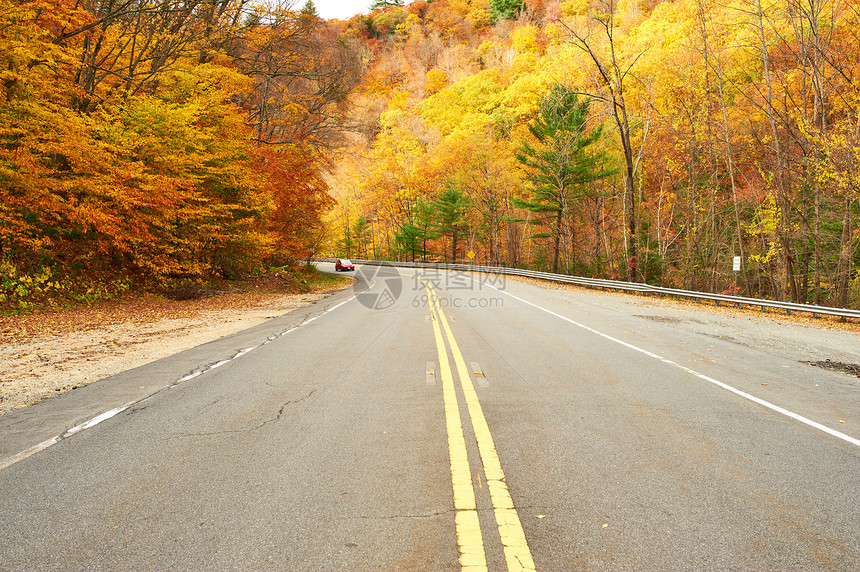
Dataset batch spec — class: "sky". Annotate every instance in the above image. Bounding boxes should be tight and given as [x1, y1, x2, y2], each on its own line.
[311, 0, 374, 21]
[310, 0, 415, 21]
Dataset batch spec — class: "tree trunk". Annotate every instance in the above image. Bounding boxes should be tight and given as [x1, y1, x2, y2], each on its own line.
[553, 209, 562, 274]
[561, 4, 639, 281]
[754, 0, 795, 301]
[835, 195, 853, 307]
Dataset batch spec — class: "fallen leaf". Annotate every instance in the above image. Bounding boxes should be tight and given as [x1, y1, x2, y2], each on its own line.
[602, 524, 609, 529]
[535, 515, 546, 519]
[839, 420, 845, 424]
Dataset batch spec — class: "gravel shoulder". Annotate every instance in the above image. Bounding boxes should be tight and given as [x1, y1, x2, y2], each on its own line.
[0, 280, 351, 416]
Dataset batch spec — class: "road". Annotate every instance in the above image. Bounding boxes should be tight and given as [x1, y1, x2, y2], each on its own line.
[1, 263, 858, 570]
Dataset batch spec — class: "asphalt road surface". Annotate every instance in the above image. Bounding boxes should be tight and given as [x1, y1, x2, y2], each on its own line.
[1, 263, 858, 570]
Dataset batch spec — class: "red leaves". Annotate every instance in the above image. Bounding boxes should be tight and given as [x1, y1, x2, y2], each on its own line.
[252, 145, 334, 260]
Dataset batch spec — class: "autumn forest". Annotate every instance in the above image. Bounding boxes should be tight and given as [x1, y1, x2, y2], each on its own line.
[3, 0, 860, 310]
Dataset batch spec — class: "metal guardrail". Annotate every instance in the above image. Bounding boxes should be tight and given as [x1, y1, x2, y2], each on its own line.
[317, 258, 860, 320]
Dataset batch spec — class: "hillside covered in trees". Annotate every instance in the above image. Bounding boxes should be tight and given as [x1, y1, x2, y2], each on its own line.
[2, 0, 860, 310]
[329, 0, 860, 308]
[1, 0, 362, 310]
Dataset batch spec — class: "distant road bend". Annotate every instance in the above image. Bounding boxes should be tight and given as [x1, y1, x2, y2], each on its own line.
[1, 263, 858, 570]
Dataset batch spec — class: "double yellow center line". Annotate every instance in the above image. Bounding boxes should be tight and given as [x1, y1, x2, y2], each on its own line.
[423, 280, 535, 572]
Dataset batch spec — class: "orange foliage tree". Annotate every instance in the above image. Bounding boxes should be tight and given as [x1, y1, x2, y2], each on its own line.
[1, 0, 362, 310]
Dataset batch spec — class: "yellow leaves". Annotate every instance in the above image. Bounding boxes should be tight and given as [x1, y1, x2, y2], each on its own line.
[476, 40, 504, 58]
[360, 69, 402, 96]
[364, 105, 426, 212]
[420, 68, 506, 134]
[425, 68, 449, 95]
[543, 22, 567, 46]
[0, 0, 345, 291]
[627, 0, 697, 68]
[388, 90, 411, 110]
[475, 40, 512, 70]
[560, 0, 589, 17]
[510, 50, 539, 75]
[0, 0, 78, 103]
[510, 25, 545, 55]
[159, 64, 252, 107]
[500, 63, 553, 123]
[467, 7, 493, 30]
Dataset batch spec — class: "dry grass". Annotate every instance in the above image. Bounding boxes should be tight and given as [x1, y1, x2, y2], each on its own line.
[0, 270, 352, 343]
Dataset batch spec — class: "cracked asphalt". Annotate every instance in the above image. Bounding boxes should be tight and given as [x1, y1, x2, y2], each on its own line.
[0, 263, 859, 570]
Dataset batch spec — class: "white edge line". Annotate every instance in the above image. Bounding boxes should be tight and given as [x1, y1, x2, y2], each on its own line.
[235, 347, 256, 358]
[326, 297, 355, 313]
[63, 405, 130, 438]
[0, 294, 358, 471]
[487, 284, 860, 448]
[0, 436, 59, 471]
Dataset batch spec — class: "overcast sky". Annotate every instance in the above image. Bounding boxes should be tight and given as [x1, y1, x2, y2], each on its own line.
[311, 0, 373, 20]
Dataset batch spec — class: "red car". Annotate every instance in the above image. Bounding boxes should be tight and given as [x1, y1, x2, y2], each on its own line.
[335, 259, 354, 271]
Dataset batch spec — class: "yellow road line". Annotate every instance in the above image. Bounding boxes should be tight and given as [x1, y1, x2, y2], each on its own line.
[429, 295, 488, 570]
[433, 289, 536, 572]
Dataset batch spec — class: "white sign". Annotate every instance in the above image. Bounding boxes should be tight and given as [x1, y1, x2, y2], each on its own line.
[733, 256, 741, 272]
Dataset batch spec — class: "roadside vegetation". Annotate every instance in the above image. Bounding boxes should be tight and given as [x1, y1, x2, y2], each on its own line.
[326, 0, 860, 309]
[3, 0, 859, 314]
[1, 0, 359, 315]
[0, 265, 352, 335]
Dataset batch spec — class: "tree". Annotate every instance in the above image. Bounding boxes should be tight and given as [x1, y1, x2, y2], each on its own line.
[371, 0, 404, 11]
[434, 182, 471, 263]
[514, 85, 614, 274]
[394, 222, 421, 261]
[353, 215, 371, 259]
[395, 199, 437, 261]
[233, 3, 363, 148]
[252, 144, 334, 263]
[488, 0, 524, 21]
[562, 0, 645, 281]
[300, 0, 319, 19]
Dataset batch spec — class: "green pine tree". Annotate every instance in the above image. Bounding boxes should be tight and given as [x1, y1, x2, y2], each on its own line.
[300, 0, 319, 18]
[488, 0, 523, 21]
[352, 215, 371, 259]
[395, 199, 437, 261]
[434, 182, 470, 263]
[394, 222, 421, 261]
[370, 0, 404, 11]
[514, 84, 615, 274]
